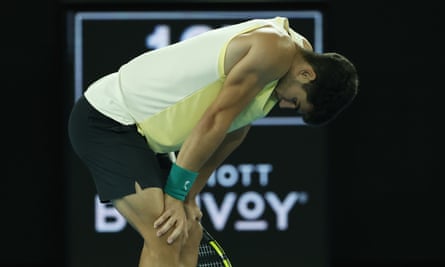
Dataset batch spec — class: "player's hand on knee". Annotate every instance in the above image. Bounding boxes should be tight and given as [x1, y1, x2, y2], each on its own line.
[154, 194, 188, 245]
[184, 200, 203, 227]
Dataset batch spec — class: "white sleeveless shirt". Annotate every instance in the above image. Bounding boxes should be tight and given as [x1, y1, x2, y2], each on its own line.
[85, 17, 307, 152]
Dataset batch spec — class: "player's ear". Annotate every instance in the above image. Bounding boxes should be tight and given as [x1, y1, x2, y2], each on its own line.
[296, 67, 316, 83]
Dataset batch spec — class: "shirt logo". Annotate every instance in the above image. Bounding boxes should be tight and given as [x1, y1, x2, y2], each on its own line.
[184, 180, 191, 191]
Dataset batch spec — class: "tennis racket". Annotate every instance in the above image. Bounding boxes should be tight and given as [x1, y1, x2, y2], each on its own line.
[197, 225, 233, 267]
[165, 153, 232, 267]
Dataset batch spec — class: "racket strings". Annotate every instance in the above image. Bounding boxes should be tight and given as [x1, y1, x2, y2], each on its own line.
[197, 242, 226, 267]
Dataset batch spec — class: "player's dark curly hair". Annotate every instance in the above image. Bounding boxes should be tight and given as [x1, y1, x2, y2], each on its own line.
[300, 51, 359, 126]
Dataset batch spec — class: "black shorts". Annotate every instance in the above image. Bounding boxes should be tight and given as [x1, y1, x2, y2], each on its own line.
[68, 95, 172, 202]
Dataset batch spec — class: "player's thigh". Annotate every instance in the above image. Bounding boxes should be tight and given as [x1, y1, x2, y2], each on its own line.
[112, 184, 183, 252]
[112, 185, 163, 233]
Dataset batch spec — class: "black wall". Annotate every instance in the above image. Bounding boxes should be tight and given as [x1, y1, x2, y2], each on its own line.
[326, 2, 443, 266]
[3, 1, 443, 266]
[3, 1, 65, 266]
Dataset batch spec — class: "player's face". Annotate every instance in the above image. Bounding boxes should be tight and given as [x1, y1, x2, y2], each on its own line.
[275, 83, 313, 115]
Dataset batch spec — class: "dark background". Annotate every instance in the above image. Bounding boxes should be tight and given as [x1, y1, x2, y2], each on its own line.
[3, 0, 443, 267]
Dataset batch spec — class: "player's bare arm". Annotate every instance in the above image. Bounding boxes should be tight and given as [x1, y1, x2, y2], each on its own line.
[182, 125, 250, 234]
[185, 125, 251, 203]
[176, 27, 297, 172]
[155, 27, 297, 244]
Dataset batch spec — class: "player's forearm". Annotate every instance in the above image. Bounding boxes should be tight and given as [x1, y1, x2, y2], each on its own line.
[184, 126, 250, 202]
[176, 111, 232, 171]
[166, 108, 243, 202]
[185, 153, 226, 201]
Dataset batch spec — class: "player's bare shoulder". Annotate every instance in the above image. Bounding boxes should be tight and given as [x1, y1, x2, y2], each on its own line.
[224, 26, 295, 77]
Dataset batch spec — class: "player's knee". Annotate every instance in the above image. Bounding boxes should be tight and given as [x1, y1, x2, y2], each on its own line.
[187, 220, 203, 246]
[178, 223, 202, 267]
[142, 239, 183, 265]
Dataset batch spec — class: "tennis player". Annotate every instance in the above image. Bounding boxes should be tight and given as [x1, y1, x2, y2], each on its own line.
[68, 16, 358, 266]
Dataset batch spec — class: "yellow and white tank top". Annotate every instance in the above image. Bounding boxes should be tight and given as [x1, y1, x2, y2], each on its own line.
[84, 16, 307, 153]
